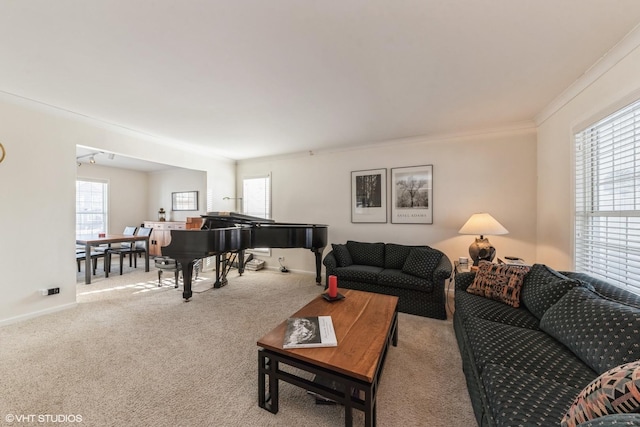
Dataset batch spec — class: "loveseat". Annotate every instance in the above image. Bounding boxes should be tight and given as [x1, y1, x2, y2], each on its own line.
[322, 240, 451, 319]
[453, 262, 640, 427]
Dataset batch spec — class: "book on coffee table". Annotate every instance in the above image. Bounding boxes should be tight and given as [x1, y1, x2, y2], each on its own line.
[283, 316, 337, 349]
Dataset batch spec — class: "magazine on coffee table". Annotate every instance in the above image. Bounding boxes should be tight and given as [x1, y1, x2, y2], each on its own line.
[283, 316, 338, 349]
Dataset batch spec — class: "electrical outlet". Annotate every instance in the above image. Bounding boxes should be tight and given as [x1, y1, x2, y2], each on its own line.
[40, 287, 60, 296]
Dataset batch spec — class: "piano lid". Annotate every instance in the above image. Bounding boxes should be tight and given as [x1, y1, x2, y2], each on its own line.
[202, 212, 275, 226]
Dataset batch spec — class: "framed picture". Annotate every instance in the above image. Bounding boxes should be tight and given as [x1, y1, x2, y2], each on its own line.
[172, 191, 199, 211]
[391, 165, 433, 224]
[351, 168, 387, 223]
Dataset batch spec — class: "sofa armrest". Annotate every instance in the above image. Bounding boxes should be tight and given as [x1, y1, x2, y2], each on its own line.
[455, 271, 476, 291]
[323, 251, 337, 270]
[322, 251, 337, 288]
[434, 254, 453, 281]
[577, 414, 640, 426]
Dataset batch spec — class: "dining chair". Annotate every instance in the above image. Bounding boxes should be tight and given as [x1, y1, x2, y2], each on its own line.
[120, 226, 139, 266]
[104, 226, 137, 273]
[76, 250, 107, 276]
[111, 226, 152, 275]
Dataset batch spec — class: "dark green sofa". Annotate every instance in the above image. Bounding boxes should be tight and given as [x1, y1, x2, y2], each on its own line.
[322, 240, 451, 319]
[453, 263, 640, 427]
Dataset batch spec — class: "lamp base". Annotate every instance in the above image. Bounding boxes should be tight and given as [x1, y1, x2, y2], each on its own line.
[468, 237, 496, 266]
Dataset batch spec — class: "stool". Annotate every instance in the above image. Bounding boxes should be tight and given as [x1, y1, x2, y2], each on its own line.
[155, 256, 181, 288]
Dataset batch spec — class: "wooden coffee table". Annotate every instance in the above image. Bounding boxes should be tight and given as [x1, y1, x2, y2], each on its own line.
[257, 289, 399, 427]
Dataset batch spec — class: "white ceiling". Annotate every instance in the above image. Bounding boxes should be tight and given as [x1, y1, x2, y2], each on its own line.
[2, 1, 640, 162]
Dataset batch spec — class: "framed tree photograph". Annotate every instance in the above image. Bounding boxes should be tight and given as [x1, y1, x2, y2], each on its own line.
[391, 165, 433, 224]
[351, 168, 387, 223]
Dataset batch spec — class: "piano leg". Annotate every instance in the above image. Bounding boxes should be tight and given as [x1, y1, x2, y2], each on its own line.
[177, 259, 195, 301]
[313, 248, 324, 285]
[214, 254, 228, 288]
[238, 249, 245, 275]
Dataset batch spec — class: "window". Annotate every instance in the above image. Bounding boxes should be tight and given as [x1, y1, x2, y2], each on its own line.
[172, 191, 199, 211]
[242, 174, 271, 219]
[575, 98, 640, 294]
[242, 174, 271, 254]
[76, 179, 108, 239]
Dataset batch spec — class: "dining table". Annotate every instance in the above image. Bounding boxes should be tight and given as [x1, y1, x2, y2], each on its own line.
[76, 234, 150, 284]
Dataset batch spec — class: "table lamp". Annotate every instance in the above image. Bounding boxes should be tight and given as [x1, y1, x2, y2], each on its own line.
[458, 213, 509, 266]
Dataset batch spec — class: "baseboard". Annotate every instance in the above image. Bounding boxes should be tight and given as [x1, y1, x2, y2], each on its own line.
[0, 302, 78, 327]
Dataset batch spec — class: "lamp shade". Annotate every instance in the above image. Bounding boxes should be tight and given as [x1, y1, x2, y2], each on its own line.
[458, 213, 508, 237]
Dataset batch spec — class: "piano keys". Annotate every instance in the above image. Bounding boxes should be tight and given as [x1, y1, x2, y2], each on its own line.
[161, 212, 328, 300]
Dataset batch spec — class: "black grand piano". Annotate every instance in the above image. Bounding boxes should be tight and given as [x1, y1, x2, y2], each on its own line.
[161, 212, 328, 300]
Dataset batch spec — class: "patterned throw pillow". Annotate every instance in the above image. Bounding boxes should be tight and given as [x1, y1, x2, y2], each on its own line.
[561, 360, 640, 427]
[466, 261, 531, 308]
[331, 243, 353, 267]
[521, 264, 582, 320]
[540, 286, 640, 374]
[401, 247, 443, 279]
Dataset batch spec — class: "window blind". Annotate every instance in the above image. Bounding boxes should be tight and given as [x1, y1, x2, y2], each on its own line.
[242, 174, 271, 254]
[76, 179, 108, 239]
[242, 175, 271, 219]
[575, 98, 640, 294]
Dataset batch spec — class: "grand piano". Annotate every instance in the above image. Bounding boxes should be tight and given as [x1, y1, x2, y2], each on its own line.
[161, 212, 328, 300]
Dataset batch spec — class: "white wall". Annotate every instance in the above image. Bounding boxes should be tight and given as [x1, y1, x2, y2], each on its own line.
[0, 94, 235, 325]
[147, 168, 207, 222]
[536, 40, 640, 270]
[237, 128, 538, 274]
[76, 164, 207, 230]
[77, 164, 149, 233]
[0, 100, 78, 324]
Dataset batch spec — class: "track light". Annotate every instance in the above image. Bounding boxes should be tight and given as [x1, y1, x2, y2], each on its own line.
[76, 151, 114, 165]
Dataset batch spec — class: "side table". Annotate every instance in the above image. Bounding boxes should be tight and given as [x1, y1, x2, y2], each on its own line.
[454, 260, 477, 276]
[448, 261, 477, 316]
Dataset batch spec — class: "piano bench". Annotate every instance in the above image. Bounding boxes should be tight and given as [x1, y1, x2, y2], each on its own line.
[154, 257, 202, 288]
[155, 257, 181, 288]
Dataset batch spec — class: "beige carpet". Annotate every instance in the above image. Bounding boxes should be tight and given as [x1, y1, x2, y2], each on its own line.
[0, 262, 476, 427]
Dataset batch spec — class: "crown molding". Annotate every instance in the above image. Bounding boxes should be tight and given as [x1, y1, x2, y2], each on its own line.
[535, 23, 640, 126]
[0, 90, 234, 163]
[239, 121, 537, 164]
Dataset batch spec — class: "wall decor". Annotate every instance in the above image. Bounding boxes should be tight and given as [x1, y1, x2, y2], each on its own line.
[391, 165, 433, 224]
[172, 191, 199, 211]
[351, 168, 387, 223]
[0, 142, 5, 163]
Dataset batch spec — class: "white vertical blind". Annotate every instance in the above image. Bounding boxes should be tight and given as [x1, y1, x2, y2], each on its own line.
[575, 98, 640, 294]
[242, 174, 271, 254]
[76, 179, 108, 239]
[242, 175, 271, 219]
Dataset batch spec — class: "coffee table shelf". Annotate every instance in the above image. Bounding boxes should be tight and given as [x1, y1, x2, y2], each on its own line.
[257, 289, 399, 427]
